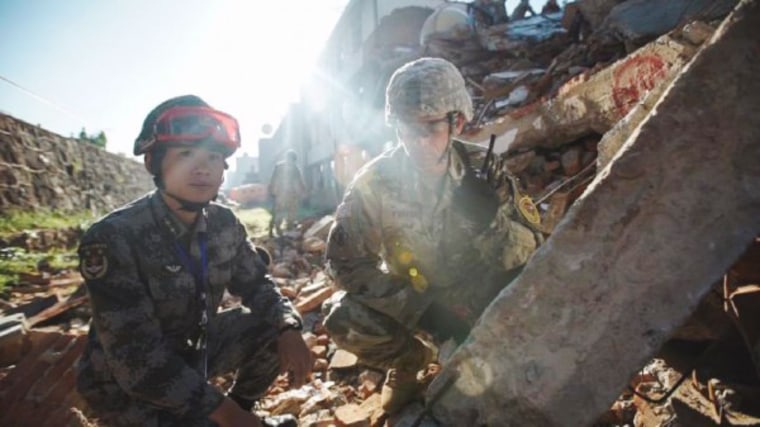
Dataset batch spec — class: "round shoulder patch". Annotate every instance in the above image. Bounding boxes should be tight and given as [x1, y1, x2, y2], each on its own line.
[80, 243, 110, 280]
[517, 196, 541, 225]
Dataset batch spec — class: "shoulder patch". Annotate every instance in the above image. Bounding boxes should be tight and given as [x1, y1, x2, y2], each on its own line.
[516, 196, 541, 225]
[80, 243, 110, 280]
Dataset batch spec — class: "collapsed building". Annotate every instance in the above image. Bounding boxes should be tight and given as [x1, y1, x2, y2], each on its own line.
[254, 0, 760, 424]
[1, 0, 759, 426]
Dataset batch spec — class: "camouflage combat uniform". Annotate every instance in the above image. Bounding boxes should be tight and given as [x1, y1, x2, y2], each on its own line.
[323, 142, 540, 371]
[268, 160, 306, 234]
[76, 191, 302, 426]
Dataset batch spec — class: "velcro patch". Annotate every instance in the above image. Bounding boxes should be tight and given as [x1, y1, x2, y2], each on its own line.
[80, 243, 110, 280]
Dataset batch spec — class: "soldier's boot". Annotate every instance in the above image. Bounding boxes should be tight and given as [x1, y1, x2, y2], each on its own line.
[381, 338, 437, 415]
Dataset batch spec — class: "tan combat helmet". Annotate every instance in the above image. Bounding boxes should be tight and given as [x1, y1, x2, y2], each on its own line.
[385, 57, 473, 125]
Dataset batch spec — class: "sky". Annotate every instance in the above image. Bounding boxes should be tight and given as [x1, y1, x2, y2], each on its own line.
[0, 0, 348, 162]
[0, 0, 548, 167]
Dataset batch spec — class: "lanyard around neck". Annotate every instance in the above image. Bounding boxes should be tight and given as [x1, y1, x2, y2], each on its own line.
[173, 235, 209, 288]
[174, 234, 210, 378]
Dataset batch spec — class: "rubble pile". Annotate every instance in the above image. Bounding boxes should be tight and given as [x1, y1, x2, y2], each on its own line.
[248, 220, 392, 426]
[2, 218, 760, 426]
[422, 0, 740, 233]
[425, 0, 760, 423]
[456, 0, 736, 139]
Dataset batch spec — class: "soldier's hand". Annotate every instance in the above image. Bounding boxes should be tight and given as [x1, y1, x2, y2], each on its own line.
[277, 329, 312, 388]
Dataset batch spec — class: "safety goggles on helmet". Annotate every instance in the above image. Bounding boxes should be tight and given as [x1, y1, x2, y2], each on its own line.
[152, 106, 241, 154]
[395, 114, 453, 139]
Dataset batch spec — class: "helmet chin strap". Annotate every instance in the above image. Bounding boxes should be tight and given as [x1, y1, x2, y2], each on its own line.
[436, 112, 457, 165]
[160, 188, 214, 212]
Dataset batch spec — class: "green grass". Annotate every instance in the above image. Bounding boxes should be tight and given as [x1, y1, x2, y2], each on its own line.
[0, 209, 95, 235]
[0, 247, 79, 292]
[0, 209, 95, 293]
[235, 208, 272, 238]
[234, 206, 332, 239]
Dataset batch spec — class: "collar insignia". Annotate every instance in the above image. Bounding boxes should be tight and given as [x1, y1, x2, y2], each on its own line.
[165, 264, 182, 273]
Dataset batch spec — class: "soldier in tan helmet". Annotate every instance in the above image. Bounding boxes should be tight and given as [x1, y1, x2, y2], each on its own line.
[267, 149, 306, 236]
[322, 58, 542, 415]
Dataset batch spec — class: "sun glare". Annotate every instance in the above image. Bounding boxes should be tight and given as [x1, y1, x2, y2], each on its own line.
[186, 0, 346, 161]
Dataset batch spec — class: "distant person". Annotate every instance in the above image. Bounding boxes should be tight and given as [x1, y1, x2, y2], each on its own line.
[542, 0, 561, 14]
[267, 149, 306, 236]
[76, 95, 309, 427]
[511, 0, 536, 20]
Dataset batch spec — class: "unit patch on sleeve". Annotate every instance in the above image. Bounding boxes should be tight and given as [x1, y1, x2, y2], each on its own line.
[80, 243, 110, 280]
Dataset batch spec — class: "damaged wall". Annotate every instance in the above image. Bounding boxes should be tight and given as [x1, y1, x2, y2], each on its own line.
[0, 113, 153, 215]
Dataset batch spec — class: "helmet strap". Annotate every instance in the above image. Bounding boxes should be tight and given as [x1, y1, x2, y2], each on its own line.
[436, 112, 458, 164]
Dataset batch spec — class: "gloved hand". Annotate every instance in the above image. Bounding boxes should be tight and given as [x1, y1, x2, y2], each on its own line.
[418, 301, 472, 344]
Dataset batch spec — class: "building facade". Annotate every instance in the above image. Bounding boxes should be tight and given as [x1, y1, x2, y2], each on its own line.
[258, 0, 443, 212]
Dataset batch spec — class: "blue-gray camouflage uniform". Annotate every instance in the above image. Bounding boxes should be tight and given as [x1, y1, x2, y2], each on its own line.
[323, 142, 541, 372]
[76, 191, 302, 426]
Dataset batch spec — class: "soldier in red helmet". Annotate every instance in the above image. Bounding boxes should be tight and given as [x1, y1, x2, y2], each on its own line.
[77, 95, 309, 427]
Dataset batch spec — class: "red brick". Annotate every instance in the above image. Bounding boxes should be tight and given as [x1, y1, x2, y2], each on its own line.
[0, 331, 87, 426]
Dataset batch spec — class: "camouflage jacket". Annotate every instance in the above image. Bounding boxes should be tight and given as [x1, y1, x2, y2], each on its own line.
[325, 143, 539, 326]
[77, 191, 300, 419]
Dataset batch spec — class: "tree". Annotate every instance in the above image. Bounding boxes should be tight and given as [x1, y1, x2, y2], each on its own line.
[77, 128, 108, 149]
[92, 131, 107, 148]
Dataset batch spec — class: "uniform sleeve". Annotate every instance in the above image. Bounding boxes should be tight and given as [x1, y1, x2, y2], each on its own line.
[79, 222, 223, 419]
[227, 217, 302, 331]
[325, 178, 431, 325]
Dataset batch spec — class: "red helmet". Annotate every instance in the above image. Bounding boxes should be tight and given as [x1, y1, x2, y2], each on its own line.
[134, 95, 241, 157]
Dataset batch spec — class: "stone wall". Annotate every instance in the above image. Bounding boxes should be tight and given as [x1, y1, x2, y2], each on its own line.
[0, 113, 153, 215]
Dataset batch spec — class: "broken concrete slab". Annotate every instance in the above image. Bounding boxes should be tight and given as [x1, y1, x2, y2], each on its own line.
[0, 313, 28, 366]
[472, 26, 703, 155]
[602, 0, 737, 44]
[27, 294, 87, 327]
[4, 295, 58, 319]
[596, 55, 682, 169]
[430, 1, 760, 425]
